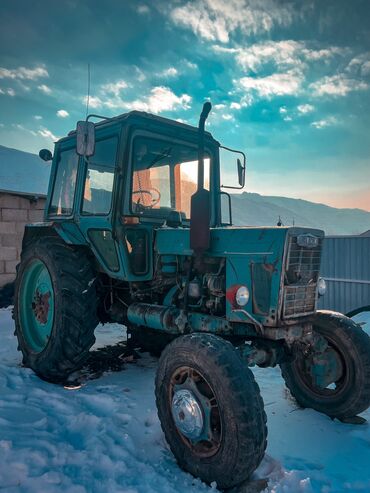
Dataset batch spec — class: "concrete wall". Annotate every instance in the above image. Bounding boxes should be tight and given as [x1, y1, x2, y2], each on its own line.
[0, 192, 46, 287]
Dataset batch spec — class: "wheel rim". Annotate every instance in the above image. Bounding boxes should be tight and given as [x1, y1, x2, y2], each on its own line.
[294, 332, 348, 398]
[19, 259, 54, 353]
[169, 366, 222, 458]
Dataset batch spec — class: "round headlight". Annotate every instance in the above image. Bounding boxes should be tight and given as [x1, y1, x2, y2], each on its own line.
[235, 286, 249, 306]
[317, 277, 326, 296]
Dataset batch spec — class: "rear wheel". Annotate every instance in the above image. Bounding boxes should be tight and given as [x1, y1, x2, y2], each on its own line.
[281, 311, 370, 419]
[155, 333, 267, 489]
[14, 236, 99, 382]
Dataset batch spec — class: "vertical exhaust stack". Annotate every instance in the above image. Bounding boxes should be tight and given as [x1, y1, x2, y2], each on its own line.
[190, 102, 212, 254]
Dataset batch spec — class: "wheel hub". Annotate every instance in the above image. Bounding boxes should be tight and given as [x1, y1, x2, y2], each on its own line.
[171, 389, 204, 440]
[19, 258, 54, 353]
[32, 289, 51, 325]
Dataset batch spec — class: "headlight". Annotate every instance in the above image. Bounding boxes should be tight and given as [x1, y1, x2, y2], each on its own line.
[235, 286, 249, 306]
[317, 277, 326, 296]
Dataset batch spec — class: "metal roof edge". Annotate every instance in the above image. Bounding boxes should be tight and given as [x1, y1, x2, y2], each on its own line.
[0, 188, 47, 199]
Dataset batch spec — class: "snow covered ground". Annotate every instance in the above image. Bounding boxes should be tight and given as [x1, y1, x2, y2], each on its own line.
[0, 307, 369, 493]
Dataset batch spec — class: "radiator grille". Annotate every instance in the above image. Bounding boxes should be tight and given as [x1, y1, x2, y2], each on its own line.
[283, 235, 322, 318]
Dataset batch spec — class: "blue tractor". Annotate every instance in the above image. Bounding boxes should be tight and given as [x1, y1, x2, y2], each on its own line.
[14, 103, 370, 489]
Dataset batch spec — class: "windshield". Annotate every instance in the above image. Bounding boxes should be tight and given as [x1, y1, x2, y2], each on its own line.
[131, 136, 210, 220]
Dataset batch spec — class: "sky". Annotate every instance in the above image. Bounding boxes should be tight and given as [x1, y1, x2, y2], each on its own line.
[0, 0, 369, 211]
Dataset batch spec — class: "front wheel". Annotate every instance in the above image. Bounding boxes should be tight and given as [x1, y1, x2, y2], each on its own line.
[281, 311, 370, 419]
[155, 333, 267, 489]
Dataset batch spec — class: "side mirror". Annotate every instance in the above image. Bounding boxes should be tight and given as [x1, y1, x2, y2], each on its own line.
[76, 121, 95, 157]
[39, 149, 53, 161]
[237, 158, 246, 187]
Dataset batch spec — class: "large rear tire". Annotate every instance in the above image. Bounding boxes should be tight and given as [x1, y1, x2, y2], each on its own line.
[14, 236, 99, 382]
[281, 311, 370, 419]
[155, 333, 267, 489]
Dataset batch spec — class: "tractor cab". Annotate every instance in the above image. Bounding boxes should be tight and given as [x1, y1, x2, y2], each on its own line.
[40, 111, 243, 282]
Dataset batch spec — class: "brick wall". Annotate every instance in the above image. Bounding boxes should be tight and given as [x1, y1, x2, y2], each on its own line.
[0, 192, 46, 287]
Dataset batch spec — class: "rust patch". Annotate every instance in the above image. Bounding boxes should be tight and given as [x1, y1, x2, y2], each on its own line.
[32, 290, 50, 325]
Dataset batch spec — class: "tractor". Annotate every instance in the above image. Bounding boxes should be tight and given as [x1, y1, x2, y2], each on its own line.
[14, 103, 370, 489]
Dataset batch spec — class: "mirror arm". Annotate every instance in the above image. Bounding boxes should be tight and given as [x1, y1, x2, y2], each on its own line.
[220, 145, 246, 162]
[219, 145, 246, 189]
[221, 184, 244, 190]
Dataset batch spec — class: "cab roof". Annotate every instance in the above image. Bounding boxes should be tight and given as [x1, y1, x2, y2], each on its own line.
[58, 110, 217, 145]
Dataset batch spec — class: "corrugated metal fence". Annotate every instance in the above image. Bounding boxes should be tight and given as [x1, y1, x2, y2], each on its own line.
[318, 235, 370, 315]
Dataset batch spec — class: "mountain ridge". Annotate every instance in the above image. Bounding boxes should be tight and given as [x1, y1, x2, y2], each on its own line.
[0, 145, 369, 235]
[0, 144, 49, 195]
[230, 192, 370, 235]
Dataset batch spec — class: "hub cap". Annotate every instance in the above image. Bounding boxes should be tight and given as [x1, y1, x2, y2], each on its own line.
[19, 259, 54, 353]
[171, 389, 204, 440]
[169, 366, 222, 458]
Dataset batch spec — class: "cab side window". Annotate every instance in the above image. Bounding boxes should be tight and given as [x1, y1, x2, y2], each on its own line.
[49, 148, 79, 216]
[82, 136, 118, 215]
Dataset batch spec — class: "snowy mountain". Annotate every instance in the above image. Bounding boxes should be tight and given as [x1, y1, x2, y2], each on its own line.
[0, 145, 50, 195]
[1, 145, 369, 235]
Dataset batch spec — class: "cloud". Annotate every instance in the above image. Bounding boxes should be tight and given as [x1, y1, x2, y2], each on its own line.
[38, 84, 52, 94]
[34, 115, 43, 120]
[134, 67, 146, 82]
[310, 75, 368, 97]
[137, 5, 150, 15]
[225, 41, 303, 72]
[346, 52, 370, 76]
[121, 86, 191, 113]
[101, 80, 128, 97]
[184, 61, 198, 70]
[12, 123, 26, 130]
[170, 0, 294, 43]
[278, 106, 293, 121]
[159, 67, 178, 78]
[214, 103, 226, 110]
[57, 109, 69, 118]
[85, 95, 104, 109]
[0, 66, 48, 80]
[230, 102, 241, 110]
[38, 127, 58, 141]
[236, 70, 303, 98]
[84, 86, 192, 114]
[297, 104, 314, 114]
[311, 116, 338, 129]
[213, 40, 348, 73]
[302, 46, 349, 61]
[0, 87, 15, 96]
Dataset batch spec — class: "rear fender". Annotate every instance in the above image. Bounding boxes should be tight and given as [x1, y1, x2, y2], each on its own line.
[22, 222, 88, 249]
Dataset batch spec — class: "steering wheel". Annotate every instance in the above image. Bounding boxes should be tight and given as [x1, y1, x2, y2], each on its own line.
[132, 187, 161, 209]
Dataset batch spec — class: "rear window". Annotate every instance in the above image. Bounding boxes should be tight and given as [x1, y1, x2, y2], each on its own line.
[49, 148, 79, 216]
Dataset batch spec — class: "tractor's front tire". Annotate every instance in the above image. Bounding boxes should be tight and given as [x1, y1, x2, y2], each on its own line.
[155, 333, 267, 489]
[14, 236, 98, 382]
[281, 311, 370, 419]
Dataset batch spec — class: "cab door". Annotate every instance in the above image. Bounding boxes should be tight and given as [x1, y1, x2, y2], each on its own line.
[76, 124, 125, 278]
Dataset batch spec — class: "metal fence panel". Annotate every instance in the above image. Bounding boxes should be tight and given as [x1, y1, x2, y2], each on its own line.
[318, 236, 370, 315]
